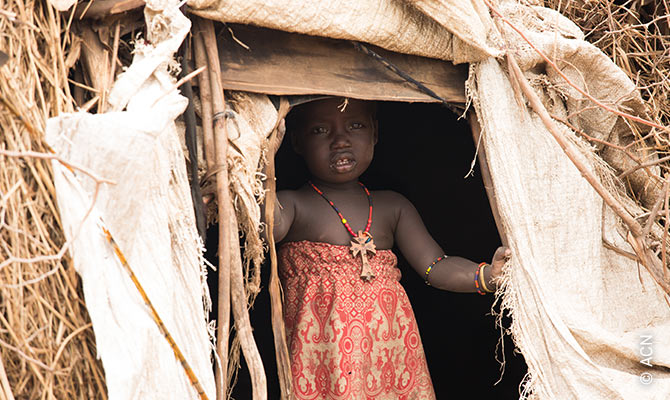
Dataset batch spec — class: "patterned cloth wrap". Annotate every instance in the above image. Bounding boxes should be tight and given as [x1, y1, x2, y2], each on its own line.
[279, 240, 435, 400]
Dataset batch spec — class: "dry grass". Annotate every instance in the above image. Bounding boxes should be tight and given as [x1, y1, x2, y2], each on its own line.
[0, 1, 106, 398]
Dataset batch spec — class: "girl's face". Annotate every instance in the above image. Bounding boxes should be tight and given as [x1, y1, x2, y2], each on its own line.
[292, 98, 378, 184]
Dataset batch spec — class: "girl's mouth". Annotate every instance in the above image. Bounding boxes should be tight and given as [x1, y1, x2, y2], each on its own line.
[330, 155, 357, 173]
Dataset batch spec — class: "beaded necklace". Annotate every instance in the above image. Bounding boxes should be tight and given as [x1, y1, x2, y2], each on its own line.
[308, 181, 377, 281]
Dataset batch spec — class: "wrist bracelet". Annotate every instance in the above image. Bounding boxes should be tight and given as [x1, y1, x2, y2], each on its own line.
[474, 262, 487, 295]
[479, 264, 495, 293]
[424, 254, 448, 285]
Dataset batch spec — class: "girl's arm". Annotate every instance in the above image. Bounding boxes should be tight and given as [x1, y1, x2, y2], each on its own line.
[272, 190, 296, 243]
[392, 192, 509, 292]
[266, 119, 296, 244]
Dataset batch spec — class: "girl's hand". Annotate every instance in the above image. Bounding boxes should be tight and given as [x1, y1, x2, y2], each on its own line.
[490, 246, 512, 281]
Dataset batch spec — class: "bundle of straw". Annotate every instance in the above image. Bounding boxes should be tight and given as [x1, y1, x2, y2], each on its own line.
[0, 1, 106, 398]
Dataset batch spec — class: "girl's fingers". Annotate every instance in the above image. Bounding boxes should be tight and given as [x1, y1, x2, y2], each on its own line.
[493, 246, 511, 262]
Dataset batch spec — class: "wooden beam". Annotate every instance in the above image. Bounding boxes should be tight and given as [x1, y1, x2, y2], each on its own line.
[217, 24, 468, 103]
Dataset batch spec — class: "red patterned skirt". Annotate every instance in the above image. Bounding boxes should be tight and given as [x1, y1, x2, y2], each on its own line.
[279, 241, 435, 400]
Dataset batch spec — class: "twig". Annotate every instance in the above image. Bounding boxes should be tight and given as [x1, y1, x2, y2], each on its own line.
[149, 66, 206, 108]
[101, 226, 210, 400]
[643, 187, 666, 238]
[552, 114, 644, 165]
[618, 154, 670, 180]
[262, 106, 293, 400]
[663, 174, 670, 281]
[109, 20, 121, 92]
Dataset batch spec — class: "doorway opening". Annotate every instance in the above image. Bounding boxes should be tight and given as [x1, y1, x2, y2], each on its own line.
[207, 101, 527, 398]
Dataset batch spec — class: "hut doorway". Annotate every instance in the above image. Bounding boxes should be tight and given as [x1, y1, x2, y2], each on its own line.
[206, 101, 527, 398]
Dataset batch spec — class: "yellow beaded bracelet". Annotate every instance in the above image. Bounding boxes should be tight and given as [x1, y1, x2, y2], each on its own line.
[424, 254, 448, 285]
[478, 263, 494, 293]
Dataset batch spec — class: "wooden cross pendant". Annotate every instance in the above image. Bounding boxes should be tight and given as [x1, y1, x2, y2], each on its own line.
[350, 230, 377, 281]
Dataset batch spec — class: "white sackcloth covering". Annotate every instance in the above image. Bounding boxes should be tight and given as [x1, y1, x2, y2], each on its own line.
[45, 1, 216, 398]
[474, 57, 670, 399]
[188, 0, 502, 64]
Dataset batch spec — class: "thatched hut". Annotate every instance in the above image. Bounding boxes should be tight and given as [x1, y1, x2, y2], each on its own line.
[1, 0, 669, 399]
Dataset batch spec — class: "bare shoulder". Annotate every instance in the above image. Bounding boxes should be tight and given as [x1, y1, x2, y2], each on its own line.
[371, 190, 414, 211]
[277, 189, 304, 214]
[277, 189, 298, 205]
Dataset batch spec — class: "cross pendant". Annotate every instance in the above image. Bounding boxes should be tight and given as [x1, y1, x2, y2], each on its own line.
[349, 230, 377, 281]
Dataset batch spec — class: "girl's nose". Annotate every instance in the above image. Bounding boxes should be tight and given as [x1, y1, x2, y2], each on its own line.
[330, 128, 351, 149]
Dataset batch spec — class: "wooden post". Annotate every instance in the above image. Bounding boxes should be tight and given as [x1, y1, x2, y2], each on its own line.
[199, 17, 268, 399]
[193, 31, 215, 173]
[194, 18, 230, 398]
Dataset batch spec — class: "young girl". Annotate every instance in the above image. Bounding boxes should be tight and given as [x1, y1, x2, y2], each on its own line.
[273, 97, 510, 399]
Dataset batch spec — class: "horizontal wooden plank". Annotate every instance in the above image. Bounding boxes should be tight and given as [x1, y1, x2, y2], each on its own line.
[217, 24, 467, 103]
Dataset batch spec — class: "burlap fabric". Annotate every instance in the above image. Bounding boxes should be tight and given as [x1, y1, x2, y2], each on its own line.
[471, 5, 670, 394]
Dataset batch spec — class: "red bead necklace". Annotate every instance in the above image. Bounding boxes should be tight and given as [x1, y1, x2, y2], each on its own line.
[308, 181, 377, 281]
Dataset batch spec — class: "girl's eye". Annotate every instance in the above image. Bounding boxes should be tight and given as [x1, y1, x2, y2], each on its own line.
[350, 122, 364, 130]
[312, 126, 329, 135]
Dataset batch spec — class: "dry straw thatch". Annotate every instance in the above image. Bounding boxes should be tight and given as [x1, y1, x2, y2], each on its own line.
[1, 0, 670, 399]
[0, 1, 106, 399]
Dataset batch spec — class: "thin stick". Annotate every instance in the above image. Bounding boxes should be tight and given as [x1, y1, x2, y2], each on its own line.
[663, 175, 670, 281]
[198, 17, 230, 399]
[150, 66, 206, 108]
[101, 227, 210, 400]
[643, 190, 666, 238]
[618, 155, 670, 180]
[193, 28, 216, 172]
[109, 20, 121, 92]
[263, 110, 293, 400]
